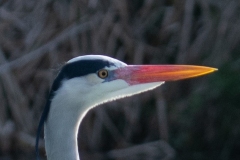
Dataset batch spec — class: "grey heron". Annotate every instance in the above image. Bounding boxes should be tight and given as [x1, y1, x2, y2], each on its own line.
[35, 55, 216, 160]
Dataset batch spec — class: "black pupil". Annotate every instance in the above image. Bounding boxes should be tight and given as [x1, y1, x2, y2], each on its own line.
[99, 70, 107, 78]
[102, 71, 106, 76]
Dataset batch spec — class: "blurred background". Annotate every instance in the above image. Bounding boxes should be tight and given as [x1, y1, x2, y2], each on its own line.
[0, 0, 239, 160]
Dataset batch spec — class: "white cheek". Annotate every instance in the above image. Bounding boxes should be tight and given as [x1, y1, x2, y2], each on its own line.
[53, 76, 164, 112]
[85, 74, 103, 85]
[85, 79, 129, 105]
[103, 81, 165, 101]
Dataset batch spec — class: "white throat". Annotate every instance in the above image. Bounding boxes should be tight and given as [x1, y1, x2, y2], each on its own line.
[44, 79, 92, 160]
[44, 75, 164, 160]
[44, 93, 86, 160]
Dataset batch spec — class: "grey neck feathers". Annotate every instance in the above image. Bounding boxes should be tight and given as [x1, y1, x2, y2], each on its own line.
[44, 85, 90, 160]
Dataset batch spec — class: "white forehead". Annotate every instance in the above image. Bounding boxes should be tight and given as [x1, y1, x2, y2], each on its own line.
[67, 55, 127, 68]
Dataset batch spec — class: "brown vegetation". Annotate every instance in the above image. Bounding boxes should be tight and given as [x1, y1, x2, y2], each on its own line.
[0, 0, 240, 159]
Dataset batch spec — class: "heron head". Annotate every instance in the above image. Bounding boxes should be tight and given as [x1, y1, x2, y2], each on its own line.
[54, 55, 216, 107]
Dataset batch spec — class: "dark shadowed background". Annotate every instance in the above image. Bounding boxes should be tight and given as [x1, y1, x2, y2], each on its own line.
[0, 0, 239, 160]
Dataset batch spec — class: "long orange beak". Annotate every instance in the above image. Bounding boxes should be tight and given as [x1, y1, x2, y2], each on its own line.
[114, 65, 217, 85]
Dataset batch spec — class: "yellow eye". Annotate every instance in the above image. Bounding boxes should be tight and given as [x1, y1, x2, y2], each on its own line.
[97, 69, 108, 79]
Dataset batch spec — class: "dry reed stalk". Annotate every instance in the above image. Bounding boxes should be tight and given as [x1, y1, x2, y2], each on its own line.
[107, 140, 175, 160]
[0, 15, 103, 74]
[0, 0, 239, 159]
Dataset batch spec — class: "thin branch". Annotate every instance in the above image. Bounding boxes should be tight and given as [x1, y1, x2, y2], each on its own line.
[0, 15, 103, 74]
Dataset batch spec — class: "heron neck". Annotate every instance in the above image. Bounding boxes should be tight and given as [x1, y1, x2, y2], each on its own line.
[44, 96, 88, 160]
